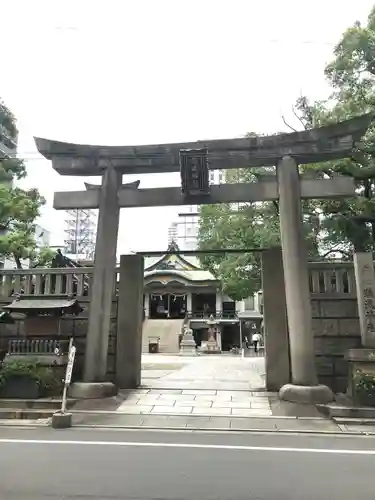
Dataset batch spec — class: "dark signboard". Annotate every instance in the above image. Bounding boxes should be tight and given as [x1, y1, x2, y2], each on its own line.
[180, 148, 210, 197]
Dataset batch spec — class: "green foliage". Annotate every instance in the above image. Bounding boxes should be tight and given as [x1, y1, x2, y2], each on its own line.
[199, 164, 321, 300]
[0, 99, 46, 267]
[0, 359, 57, 392]
[0, 100, 17, 140]
[0, 158, 27, 182]
[354, 370, 375, 403]
[198, 5, 375, 298]
[32, 246, 55, 268]
[299, 7, 375, 253]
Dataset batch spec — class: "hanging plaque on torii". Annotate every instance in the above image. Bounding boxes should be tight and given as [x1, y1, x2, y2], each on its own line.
[179, 148, 210, 199]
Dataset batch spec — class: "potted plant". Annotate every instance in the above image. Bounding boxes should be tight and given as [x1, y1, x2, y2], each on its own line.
[0, 360, 59, 399]
[353, 370, 375, 407]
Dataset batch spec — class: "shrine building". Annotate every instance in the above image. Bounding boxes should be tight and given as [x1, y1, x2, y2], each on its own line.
[142, 245, 262, 353]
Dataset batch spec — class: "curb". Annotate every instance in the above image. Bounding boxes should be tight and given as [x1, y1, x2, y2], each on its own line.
[139, 387, 271, 394]
[334, 417, 375, 425]
[0, 417, 374, 436]
[69, 410, 327, 420]
[0, 420, 374, 436]
[70, 423, 375, 436]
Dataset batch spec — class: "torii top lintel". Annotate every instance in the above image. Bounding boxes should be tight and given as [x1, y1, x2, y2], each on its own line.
[34, 113, 374, 176]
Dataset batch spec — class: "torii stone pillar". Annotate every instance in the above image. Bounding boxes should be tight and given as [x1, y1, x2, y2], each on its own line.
[84, 165, 122, 381]
[277, 156, 333, 404]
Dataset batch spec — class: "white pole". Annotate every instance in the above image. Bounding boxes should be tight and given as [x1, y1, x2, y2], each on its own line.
[61, 337, 73, 415]
[239, 319, 244, 358]
[61, 386, 68, 414]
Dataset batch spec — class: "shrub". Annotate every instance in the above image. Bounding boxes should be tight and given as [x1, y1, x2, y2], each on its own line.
[0, 359, 60, 394]
[354, 370, 375, 399]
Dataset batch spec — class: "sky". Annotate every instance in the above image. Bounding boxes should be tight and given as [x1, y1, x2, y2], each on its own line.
[1, 0, 374, 254]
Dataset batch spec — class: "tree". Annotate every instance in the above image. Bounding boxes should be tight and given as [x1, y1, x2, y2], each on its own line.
[0, 99, 46, 268]
[198, 162, 321, 300]
[198, 5, 375, 298]
[31, 246, 56, 268]
[289, 6, 375, 253]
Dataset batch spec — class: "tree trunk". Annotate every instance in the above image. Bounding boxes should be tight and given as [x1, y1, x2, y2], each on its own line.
[14, 255, 22, 269]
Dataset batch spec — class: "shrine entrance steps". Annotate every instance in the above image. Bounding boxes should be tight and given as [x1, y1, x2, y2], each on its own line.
[141, 319, 184, 353]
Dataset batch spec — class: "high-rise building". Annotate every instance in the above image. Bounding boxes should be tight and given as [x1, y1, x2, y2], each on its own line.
[209, 169, 223, 185]
[175, 206, 199, 250]
[167, 169, 224, 250]
[64, 209, 97, 260]
[167, 222, 178, 245]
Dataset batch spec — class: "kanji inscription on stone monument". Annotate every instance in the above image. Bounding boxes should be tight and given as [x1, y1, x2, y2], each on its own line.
[354, 254, 375, 347]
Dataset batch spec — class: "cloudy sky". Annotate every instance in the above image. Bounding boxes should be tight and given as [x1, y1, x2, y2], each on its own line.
[1, 0, 374, 254]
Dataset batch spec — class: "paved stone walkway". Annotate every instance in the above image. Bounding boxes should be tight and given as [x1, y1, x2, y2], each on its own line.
[141, 353, 266, 391]
[111, 353, 270, 418]
[116, 388, 273, 417]
[66, 354, 332, 430]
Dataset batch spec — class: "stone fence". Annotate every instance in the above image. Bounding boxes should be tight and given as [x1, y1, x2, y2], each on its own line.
[309, 262, 359, 392]
[0, 262, 357, 297]
[0, 267, 119, 382]
[0, 261, 362, 392]
[0, 267, 120, 299]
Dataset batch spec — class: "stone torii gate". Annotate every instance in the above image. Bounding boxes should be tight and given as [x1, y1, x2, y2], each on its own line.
[35, 113, 373, 403]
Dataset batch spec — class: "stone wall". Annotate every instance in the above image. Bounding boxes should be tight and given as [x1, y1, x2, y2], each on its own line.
[0, 297, 119, 382]
[309, 262, 361, 393]
[312, 297, 360, 393]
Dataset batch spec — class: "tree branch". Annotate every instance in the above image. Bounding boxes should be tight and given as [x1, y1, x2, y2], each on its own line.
[292, 106, 309, 130]
[281, 115, 298, 132]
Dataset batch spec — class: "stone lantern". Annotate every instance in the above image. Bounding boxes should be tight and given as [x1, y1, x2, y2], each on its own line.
[201, 314, 220, 354]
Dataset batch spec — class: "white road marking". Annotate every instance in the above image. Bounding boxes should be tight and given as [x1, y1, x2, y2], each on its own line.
[0, 438, 375, 455]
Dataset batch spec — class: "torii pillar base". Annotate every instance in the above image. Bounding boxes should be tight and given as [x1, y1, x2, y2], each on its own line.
[279, 384, 334, 405]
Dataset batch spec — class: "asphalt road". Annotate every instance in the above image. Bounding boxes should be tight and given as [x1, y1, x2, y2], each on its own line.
[1, 427, 375, 499]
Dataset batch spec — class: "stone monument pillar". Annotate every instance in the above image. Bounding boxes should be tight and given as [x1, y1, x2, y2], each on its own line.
[353, 252, 375, 348]
[348, 253, 375, 401]
[277, 156, 333, 403]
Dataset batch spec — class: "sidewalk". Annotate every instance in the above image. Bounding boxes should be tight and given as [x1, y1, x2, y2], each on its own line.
[69, 387, 335, 433]
[3, 354, 375, 436]
[67, 355, 371, 434]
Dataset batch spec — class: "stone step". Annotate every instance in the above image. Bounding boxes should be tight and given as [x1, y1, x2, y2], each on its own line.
[334, 417, 375, 426]
[321, 404, 375, 419]
[0, 398, 76, 410]
[0, 408, 55, 419]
